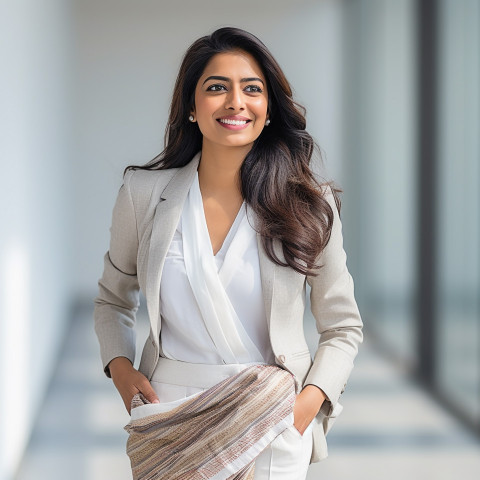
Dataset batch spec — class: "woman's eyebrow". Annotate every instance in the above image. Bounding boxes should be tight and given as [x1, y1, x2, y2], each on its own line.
[202, 75, 265, 86]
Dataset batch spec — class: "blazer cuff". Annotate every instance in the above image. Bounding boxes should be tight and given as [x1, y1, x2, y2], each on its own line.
[103, 351, 136, 378]
[94, 316, 136, 378]
[304, 346, 354, 415]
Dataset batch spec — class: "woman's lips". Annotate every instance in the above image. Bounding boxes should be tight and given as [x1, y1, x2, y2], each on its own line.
[216, 118, 252, 130]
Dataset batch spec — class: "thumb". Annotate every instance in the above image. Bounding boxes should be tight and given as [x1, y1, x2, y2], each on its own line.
[139, 379, 160, 404]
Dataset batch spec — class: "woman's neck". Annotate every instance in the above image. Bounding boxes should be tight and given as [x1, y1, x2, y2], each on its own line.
[197, 142, 251, 196]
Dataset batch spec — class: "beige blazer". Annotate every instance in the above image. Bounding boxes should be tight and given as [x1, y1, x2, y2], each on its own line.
[94, 151, 363, 463]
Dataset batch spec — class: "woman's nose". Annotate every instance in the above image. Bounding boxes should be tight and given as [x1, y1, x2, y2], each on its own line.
[225, 86, 244, 110]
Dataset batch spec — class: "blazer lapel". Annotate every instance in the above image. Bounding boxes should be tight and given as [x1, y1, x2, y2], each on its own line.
[257, 236, 306, 357]
[145, 153, 200, 339]
[257, 236, 275, 331]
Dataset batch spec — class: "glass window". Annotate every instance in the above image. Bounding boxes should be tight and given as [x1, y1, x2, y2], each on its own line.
[342, 0, 418, 365]
[436, 0, 480, 426]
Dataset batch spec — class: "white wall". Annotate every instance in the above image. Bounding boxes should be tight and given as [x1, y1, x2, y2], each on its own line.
[72, 0, 346, 298]
[0, 1, 74, 478]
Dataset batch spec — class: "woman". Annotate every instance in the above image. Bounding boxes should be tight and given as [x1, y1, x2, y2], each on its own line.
[94, 27, 362, 480]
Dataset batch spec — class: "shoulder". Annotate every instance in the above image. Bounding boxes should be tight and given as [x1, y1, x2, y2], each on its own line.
[120, 151, 200, 212]
[311, 164, 341, 212]
[124, 167, 178, 192]
[119, 167, 180, 223]
[317, 182, 341, 218]
[123, 167, 178, 201]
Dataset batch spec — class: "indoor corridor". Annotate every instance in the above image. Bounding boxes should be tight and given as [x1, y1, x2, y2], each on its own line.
[3, 1, 479, 479]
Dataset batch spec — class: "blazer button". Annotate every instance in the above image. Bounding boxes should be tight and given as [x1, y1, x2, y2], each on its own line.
[278, 355, 286, 364]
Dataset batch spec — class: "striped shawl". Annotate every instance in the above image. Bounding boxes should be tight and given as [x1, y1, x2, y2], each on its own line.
[124, 364, 296, 479]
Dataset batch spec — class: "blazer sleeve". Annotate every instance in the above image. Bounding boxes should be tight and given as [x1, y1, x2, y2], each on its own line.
[94, 170, 140, 377]
[305, 186, 363, 415]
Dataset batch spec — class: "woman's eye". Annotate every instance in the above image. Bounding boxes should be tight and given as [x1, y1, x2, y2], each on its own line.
[206, 84, 226, 92]
[245, 85, 263, 93]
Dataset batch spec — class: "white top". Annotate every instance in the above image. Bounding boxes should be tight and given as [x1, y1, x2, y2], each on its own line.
[159, 171, 276, 365]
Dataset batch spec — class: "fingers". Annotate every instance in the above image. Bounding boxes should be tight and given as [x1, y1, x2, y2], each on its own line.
[293, 394, 315, 436]
[136, 377, 160, 405]
[111, 365, 159, 414]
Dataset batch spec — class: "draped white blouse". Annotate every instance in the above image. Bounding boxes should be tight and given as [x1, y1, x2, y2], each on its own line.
[159, 171, 276, 365]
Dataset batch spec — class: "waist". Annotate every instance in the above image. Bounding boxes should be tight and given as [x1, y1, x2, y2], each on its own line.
[152, 356, 268, 390]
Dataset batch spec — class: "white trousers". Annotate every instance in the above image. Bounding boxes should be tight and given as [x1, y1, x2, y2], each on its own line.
[148, 358, 313, 480]
[253, 420, 313, 480]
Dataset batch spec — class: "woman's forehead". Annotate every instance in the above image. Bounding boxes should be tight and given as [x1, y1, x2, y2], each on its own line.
[200, 50, 266, 81]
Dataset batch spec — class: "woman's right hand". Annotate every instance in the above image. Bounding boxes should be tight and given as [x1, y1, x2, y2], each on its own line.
[108, 357, 160, 414]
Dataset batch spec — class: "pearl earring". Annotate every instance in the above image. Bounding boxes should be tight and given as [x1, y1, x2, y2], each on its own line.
[265, 119, 271, 126]
[189, 115, 195, 122]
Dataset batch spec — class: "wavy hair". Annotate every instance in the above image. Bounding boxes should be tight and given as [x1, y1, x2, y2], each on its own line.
[126, 27, 341, 276]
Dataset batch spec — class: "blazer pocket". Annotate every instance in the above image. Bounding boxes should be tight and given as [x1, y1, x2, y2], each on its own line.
[287, 349, 312, 360]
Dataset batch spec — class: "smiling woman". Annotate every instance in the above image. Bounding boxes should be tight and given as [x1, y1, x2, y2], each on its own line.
[94, 26, 362, 480]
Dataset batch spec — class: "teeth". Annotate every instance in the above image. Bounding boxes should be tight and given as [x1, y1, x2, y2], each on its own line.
[219, 118, 248, 125]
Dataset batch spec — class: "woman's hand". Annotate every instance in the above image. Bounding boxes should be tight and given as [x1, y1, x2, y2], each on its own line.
[293, 384, 327, 435]
[108, 357, 160, 414]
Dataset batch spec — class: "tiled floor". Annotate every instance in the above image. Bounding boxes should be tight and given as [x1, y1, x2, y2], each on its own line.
[15, 304, 480, 480]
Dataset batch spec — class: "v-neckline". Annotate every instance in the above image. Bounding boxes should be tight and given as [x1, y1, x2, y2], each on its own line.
[213, 203, 245, 258]
[194, 172, 245, 257]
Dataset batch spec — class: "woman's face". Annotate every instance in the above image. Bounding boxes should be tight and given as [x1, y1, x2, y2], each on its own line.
[191, 50, 269, 152]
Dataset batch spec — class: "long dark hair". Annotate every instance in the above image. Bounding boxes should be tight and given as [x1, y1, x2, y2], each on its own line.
[126, 26, 341, 276]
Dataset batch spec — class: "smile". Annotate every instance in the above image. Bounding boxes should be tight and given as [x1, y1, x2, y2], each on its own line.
[216, 118, 252, 130]
[219, 118, 248, 125]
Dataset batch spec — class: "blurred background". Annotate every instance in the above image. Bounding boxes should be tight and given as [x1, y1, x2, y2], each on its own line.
[0, 0, 479, 479]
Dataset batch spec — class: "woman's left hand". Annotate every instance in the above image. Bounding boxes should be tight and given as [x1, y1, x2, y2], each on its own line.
[293, 384, 327, 435]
